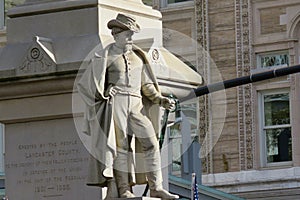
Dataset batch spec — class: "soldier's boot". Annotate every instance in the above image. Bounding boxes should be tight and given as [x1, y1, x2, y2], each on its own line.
[150, 189, 180, 200]
[147, 170, 179, 200]
[104, 179, 119, 200]
[114, 170, 135, 198]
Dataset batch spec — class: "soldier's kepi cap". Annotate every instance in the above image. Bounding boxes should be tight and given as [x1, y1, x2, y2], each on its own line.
[107, 13, 140, 33]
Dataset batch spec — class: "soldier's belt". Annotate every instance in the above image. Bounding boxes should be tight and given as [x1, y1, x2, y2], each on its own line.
[116, 90, 142, 98]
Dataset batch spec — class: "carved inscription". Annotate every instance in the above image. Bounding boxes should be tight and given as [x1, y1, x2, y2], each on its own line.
[6, 139, 89, 198]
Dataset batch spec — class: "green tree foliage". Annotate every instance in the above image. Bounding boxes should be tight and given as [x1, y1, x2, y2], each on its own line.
[142, 0, 153, 6]
[5, 0, 24, 11]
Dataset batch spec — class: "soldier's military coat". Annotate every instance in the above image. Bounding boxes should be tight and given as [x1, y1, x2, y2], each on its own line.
[77, 43, 161, 187]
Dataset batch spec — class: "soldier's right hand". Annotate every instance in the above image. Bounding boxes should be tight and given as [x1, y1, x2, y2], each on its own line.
[108, 86, 121, 97]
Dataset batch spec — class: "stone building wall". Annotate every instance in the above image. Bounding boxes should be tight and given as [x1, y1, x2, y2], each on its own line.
[157, 0, 300, 199]
[206, 0, 240, 174]
[205, 0, 300, 199]
[158, 0, 240, 174]
[159, 1, 196, 64]
[260, 6, 287, 34]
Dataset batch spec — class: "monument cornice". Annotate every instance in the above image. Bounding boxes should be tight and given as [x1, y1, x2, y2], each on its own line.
[8, 0, 97, 18]
[0, 68, 78, 101]
[8, 0, 161, 20]
[0, 61, 82, 82]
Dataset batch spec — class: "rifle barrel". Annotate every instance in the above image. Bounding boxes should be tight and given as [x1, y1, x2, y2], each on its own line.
[180, 64, 300, 102]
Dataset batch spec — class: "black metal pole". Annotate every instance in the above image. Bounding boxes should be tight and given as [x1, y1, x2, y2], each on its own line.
[180, 64, 300, 102]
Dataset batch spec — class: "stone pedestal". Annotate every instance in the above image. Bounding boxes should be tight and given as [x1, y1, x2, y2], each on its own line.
[0, 76, 100, 200]
[0, 0, 202, 199]
[0, 0, 160, 199]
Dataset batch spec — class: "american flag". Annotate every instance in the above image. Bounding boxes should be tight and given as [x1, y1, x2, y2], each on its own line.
[191, 173, 199, 200]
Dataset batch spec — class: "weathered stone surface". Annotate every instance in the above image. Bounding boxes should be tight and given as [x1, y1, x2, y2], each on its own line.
[260, 6, 287, 34]
[5, 117, 101, 200]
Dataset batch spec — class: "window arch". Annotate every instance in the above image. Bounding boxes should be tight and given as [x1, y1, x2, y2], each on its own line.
[288, 12, 300, 38]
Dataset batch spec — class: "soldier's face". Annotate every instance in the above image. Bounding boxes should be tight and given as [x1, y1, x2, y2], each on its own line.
[114, 30, 134, 47]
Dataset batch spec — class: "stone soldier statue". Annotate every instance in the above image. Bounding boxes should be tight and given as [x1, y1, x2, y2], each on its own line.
[77, 13, 179, 199]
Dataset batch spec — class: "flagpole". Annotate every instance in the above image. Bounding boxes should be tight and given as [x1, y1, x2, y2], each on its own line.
[191, 173, 195, 199]
[191, 173, 199, 200]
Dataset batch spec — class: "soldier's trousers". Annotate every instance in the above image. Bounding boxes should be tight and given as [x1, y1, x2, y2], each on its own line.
[112, 93, 162, 189]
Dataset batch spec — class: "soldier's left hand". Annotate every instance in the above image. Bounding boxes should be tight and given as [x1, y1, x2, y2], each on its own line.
[160, 97, 176, 110]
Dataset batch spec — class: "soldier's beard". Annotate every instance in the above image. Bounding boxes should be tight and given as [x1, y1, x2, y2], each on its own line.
[115, 39, 133, 53]
[124, 41, 133, 52]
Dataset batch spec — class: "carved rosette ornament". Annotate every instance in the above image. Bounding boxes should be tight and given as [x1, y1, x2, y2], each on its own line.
[17, 36, 56, 76]
[235, 0, 254, 170]
[19, 47, 53, 74]
[151, 49, 160, 62]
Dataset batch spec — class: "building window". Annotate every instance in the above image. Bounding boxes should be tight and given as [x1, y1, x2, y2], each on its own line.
[0, 0, 25, 29]
[257, 52, 289, 69]
[168, 0, 192, 3]
[160, 0, 193, 8]
[169, 124, 181, 174]
[259, 90, 292, 166]
[169, 100, 199, 176]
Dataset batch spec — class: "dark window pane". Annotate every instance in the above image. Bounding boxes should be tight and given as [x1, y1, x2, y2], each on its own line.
[264, 93, 290, 126]
[260, 53, 289, 68]
[266, 128, 292, 163]
[170, 137, 181, 174]
[168, 0, 192, 3]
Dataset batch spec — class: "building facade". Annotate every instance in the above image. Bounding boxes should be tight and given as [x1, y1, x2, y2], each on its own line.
[152, 0, 300, 199]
